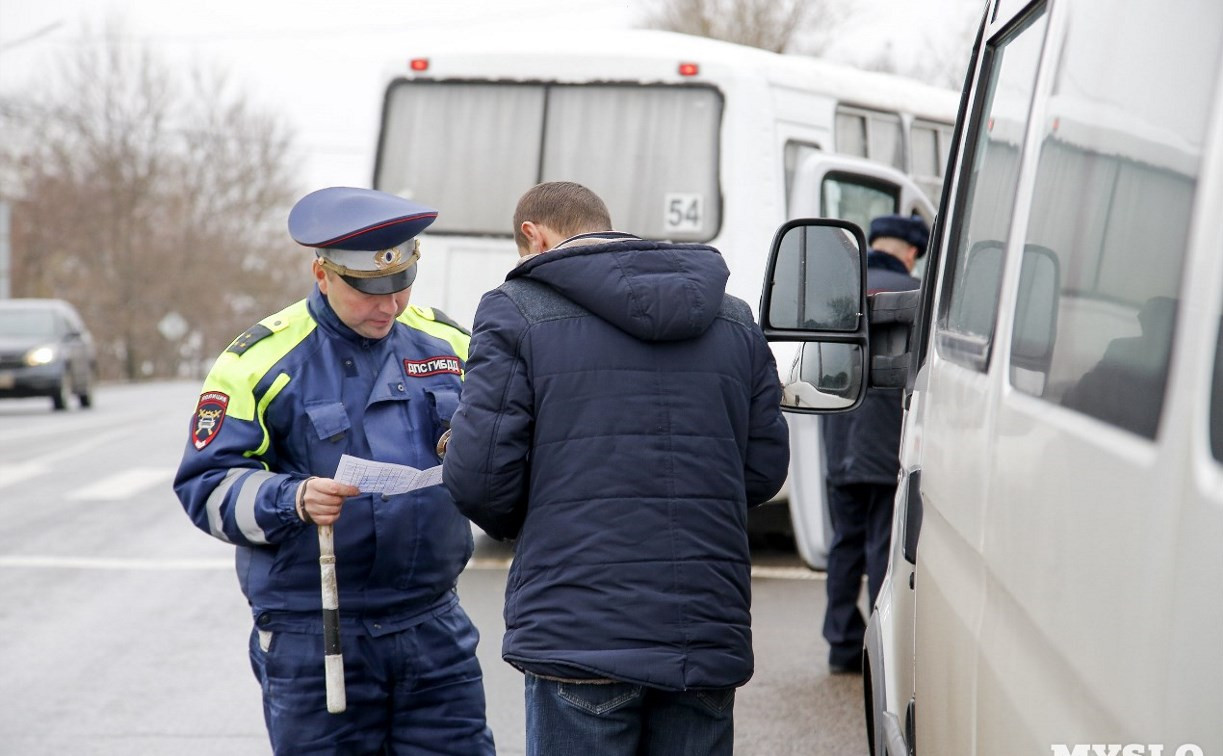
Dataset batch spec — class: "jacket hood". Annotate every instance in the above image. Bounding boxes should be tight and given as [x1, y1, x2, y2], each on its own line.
[507, 234, 730, 342]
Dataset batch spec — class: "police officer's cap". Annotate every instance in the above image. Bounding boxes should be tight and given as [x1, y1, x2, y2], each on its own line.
[289, 186, 437, 295]
[869, 214, 930, 258]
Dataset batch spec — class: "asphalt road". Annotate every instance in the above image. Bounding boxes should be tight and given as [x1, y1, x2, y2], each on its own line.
[0, 380, 865, 755]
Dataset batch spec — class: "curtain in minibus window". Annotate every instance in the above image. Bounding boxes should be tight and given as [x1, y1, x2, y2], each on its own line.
[377, 82, 545, 235]
[1010, 0, 1223, 438]
[542, 85, 723, 242]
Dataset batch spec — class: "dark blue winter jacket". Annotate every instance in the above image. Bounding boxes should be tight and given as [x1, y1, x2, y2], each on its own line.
[174, 288, 474, 633]
[442, 232, 789, 691]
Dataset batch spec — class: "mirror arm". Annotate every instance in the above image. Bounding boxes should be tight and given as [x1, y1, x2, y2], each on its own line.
[868, 289, 920, 389]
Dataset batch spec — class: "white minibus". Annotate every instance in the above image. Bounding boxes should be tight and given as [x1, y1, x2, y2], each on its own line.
[759, 0, 1223, 752]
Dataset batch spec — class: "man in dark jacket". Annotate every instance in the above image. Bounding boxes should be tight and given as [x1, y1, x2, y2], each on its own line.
[442, 181, 789, 755]
[820, 213, 927, 674]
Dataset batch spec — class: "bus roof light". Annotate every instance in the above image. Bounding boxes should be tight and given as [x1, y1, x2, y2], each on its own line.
[410, 58, 430, 72]
[678, 62, 699, 77]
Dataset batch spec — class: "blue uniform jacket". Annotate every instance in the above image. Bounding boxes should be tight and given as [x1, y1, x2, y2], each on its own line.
[174, 287, 473, 635]
[821, 250, 920, 486]
[443, 233, 790, 691]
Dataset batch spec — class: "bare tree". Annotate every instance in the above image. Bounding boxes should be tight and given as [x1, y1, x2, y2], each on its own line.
[854, 6, 980, 89]
[639, 0, 980, 89]
[640, 0, 852, 55]
[2, 17, 302, 380]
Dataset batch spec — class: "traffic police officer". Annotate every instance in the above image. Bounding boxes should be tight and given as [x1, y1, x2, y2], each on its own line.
[821, 213, 926, 675]
[174, 187, 495, 754]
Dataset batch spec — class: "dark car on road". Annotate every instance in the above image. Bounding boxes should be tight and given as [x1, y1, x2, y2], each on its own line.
[0, 298, 96, 411]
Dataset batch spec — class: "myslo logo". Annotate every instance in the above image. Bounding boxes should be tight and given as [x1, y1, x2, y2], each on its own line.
[1051, 746, 1203, 756]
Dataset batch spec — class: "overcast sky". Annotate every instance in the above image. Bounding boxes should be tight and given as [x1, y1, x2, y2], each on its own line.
[0, 0, 982, 189]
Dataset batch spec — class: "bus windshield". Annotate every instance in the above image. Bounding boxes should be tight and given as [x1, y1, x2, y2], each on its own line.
[376, 81, 724, 241]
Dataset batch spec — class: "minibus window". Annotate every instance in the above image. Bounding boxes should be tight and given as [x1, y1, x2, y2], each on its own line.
[783, 141, 822, 209]
[836, 106, 904, 171]
[1009, 0, 1223, 439]
[377, 82, 545, 235]
[543, 84, 723, 242]
[912, 120, 951, 203]
[835, 112, 867, 158]
[911, 125, 939, 180]
[820, 173, 899, 236]
[376, 81, 723, 241]
[936, 7, 1048, 370]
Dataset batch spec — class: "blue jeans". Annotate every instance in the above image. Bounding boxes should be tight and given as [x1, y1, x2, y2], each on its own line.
[524, 673, 735, 756]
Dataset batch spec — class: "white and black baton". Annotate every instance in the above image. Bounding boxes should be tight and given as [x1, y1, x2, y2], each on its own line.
[317, 523, 346, 713]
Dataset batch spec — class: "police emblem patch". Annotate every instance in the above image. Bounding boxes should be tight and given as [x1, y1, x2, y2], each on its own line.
[192, 391, 230, 450]
[403, 356, 463, 378]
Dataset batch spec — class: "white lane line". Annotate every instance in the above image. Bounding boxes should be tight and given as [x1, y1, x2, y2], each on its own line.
[65, 467, 176, 501]
[0, 555, 233, 570]
[0, 555, 511, 571]
[0, 427, 144, 491]
[751, 565, 825, 581]
[0, 555, 822, 579]
[0, 461, 51, 489]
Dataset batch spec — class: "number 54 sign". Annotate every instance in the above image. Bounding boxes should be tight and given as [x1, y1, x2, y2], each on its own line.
[663, 193, 703, 233]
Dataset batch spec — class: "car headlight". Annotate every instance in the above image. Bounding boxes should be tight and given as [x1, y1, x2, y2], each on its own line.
[24, 345, 57, 366]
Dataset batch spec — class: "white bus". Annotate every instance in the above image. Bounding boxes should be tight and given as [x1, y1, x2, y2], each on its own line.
[372, 29, 959, 567]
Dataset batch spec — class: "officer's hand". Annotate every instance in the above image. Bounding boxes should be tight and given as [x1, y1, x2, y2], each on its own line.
[297, 477, 360, 527]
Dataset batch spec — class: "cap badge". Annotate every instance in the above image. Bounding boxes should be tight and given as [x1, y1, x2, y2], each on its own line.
[374, 247, 405, 270]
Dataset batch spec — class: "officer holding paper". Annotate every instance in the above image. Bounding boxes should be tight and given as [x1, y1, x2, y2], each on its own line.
[173, 186, 493, 754]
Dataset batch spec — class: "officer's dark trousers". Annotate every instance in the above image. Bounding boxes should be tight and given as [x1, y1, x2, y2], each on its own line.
[823, 481, 895, 668]
[249, 599, 495, 755]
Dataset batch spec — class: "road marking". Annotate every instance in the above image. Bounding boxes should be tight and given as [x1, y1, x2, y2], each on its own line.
[0, 555, 233, 570]
[65, 467, 176, 501]
[0, 427, 144, 491]
[0, 461, 50, 489]
[0, 554, 515, 571]
[751, 565, 825, 581]
[0, 554, 822, 579]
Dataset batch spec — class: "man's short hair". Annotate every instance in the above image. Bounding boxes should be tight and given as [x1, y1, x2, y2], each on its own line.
[513, 182, 612, 250]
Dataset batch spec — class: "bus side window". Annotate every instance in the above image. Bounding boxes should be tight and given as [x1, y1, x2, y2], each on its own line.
[836, 106, 904, 171]
[935, 7, 1048, 372]
[783, 141, 822, 210]
[819, 172, 899, 236]
[836, 111, 867, 158]
[912, 120, 953, 201]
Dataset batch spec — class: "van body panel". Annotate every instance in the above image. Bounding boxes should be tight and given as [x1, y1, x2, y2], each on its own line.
[760, 0, 1223, 751]
[908, 0, 1223, 751]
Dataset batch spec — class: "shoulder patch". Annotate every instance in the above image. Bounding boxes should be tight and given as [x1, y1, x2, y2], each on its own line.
[192, 391, 229, 450]
[226, 324, 273, 355]
[427, 307, 471, 337]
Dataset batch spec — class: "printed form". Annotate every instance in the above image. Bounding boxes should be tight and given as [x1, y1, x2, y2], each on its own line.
[333, 454, 443, 495]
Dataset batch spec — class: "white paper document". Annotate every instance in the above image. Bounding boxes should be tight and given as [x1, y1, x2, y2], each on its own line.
[333, 454, 443, 495]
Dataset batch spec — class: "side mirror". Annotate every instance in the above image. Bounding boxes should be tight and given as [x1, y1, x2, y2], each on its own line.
[760, 219, 869, 414]
[1010, 243, 1060, 370]
[781, 342, 866, 410]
